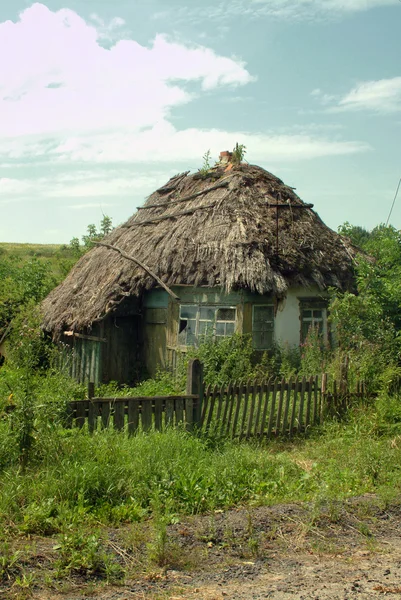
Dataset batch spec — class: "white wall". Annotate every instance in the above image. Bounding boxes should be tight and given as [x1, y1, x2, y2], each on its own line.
[274, 286, 328, 348]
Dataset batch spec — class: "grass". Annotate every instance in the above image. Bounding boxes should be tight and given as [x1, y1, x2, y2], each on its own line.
[1, 387, 401, 594]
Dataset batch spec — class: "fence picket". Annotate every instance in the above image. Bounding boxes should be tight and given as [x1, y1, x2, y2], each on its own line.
[281, 376, 293, 436]
[289, 377, 299, 437]
[253, 381, 263, 435]
[225, 381, 237, 436]
[246, 379, 257, 438]
[259, 378, 272, 436]
[165, 398, 174, 427]
[88, 401, 97, 433]
[239, 380, 251, 440]
[114, 401, 125, 431]
[128, 399, 139, 435]
[154, 398, 163, 431]
[297, 377, 306, 433]
[231, 382, 244, 438]
[142, 399, 152, 432]
[221, 383, 232, 436]
[275, 378, 286, 435]
[175, 397, 184, 424]
[206, 385, 218, 432]
[184, 397, 193, 432]
[266, 378, 278, 439]
[214, 384, 225, 437]
[305, 376, 313, 429]
[76, 401, 87, 429]
[101, 401, 110, 429]
[201, 384, 212, 426]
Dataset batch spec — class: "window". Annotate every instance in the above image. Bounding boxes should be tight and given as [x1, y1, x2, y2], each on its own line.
[178, 305, 236, 346]
[299, 300, 328, 343]
[252, 305, 274, 349]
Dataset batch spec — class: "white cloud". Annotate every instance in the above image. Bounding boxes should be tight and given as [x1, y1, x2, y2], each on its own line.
[313, 77, 401, 113]
[155, 0, 398, 23]
[45, 123, 368, 164]
[0, 2, 368, 171]
[337, 77, 401, 113]
[0, 3, 254, 139]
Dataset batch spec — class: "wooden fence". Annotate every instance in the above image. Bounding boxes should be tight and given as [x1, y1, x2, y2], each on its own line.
[67, 360, 367, 438]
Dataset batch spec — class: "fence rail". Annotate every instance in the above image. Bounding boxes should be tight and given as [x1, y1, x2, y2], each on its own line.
[66, 360, 368, 439]
[68, 395, 199, 434]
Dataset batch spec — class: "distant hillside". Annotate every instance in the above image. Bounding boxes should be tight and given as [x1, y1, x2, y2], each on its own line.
[0, 242, 79, 280]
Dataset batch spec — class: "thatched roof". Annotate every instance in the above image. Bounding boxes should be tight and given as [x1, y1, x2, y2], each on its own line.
[42, 162, 359, 334]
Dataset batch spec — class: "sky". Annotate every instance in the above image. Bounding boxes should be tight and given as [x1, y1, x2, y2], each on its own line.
[0, 0, 400, 243]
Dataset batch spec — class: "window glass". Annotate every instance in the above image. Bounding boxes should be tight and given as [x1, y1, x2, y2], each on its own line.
[200, 306, 216, 321]
[252, 305, 274, 349]
[215, 322, 226, 336]
[180, 305, 198, 319]
[300, 306, 327, 343]
[178, 305, 236, 346]
[217, 307, 235, 321]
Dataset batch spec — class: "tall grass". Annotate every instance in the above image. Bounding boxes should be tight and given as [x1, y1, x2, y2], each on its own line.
[0, 393, 401, 536]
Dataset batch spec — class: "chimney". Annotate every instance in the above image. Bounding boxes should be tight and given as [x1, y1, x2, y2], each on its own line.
[219, 150, 232, 165]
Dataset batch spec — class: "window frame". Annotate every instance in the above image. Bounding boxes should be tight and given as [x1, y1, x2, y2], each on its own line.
[299, 299, 328, 344]
[178, 304, 236, 347]
[252, 304, 275, 350]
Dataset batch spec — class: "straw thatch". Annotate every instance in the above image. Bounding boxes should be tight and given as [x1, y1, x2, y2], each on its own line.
[42, 163, 358, 335]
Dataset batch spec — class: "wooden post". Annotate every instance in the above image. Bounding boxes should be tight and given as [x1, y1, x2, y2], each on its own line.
[186, 359, 203, 427]
[88, 382, 95, 400]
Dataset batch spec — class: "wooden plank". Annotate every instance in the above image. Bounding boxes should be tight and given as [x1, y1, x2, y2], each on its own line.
[165, 398, 174, 428]
[176, 397, 184, 425]
[221, 383, 232, 436]
[214, 384, 225, 437]
[281, 376, 293, 436]
[76, 400, 87, 429]
[297, 377, 306, 433]
[65, 402, 74, 428]
[154, 398, 163, 431]
[201, 384, 211, 426]
[101, 401, 110, 429]
[142, 399, 153, 432]
[313, 375, 319, 424]
[305, 376, 313, 430]
[289, 377, 299, 438]
[205, 385, 218, 432]
[266, 379, 278, 439]
[253, 381, 263, 435]
[259, 378, 272, 436]
[225, 382, 237, 437]
[246, 379, 257, 438]
[113, 401, 124, 431]
[88, 401, 97, 433]
[185, 396, 193, 432]
[239, 380, 251, 440]
[321, 373, 328, 423]
[128, 399, 139, 435]
[231, 382, 244, 438]
[275, 377, 286, 435]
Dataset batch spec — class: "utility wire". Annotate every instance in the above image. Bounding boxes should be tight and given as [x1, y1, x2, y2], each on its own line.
[385, 177, 401, 226]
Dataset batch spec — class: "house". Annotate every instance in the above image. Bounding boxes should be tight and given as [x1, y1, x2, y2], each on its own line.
[41, 154, 358, 384]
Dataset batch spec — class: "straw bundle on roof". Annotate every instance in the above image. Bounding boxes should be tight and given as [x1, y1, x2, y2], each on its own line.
[41, 163, 358, 334]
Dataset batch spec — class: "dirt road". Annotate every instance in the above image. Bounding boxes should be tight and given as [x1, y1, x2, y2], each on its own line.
[10, 496, 401, 600]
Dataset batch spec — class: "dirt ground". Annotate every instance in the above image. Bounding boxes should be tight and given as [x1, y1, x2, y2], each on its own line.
[4, 495, 401, 600]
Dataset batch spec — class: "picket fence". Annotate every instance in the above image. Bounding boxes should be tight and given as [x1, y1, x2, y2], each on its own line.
[68, 360, 367, 439]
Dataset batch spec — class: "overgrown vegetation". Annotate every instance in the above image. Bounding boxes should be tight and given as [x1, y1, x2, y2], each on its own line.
[1, 223, 401, 594]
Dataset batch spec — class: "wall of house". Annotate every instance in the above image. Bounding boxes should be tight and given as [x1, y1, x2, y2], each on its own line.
[142, 285, 328, 376]
[275, 286, 327, 347]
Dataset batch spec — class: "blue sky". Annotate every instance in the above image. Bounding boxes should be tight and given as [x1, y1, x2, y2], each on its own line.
[0, 0, 400, 243]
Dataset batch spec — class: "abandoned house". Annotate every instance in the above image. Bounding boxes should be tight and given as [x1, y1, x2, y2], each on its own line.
[41, 154, 358, 385]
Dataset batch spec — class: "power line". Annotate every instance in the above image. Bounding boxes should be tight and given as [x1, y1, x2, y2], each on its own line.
[386, 177, 401, 226]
